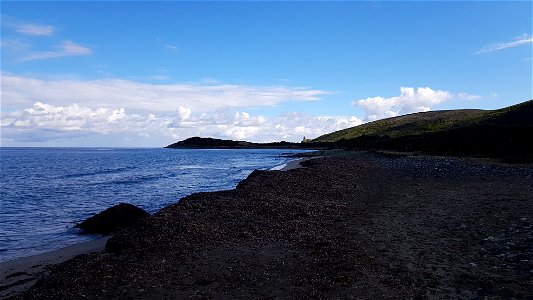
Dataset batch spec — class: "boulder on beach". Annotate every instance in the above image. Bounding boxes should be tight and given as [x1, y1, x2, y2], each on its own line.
[76, 203, 150, 234]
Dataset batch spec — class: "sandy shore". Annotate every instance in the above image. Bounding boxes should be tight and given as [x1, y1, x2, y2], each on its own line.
[279, 157, 319, 171]
[7, 152, 533, 299]
[0, 236, 110, 298]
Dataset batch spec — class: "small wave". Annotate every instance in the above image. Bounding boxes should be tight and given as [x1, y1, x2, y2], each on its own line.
[97, 173, 166, 185]
[179, 165, 208, 170]
[179, 165, 228, 170]
[56, 166, 133, 179]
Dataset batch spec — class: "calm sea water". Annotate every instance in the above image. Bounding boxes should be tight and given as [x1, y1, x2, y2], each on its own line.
[0, 147, 305, 262]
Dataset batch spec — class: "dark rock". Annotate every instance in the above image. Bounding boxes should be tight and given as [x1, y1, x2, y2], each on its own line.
[76, 203, 149, 234]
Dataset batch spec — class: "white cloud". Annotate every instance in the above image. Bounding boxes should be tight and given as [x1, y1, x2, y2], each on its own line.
[177, 106, 192, 120]
[1, 102, 362, 145]
[11, 22, 55, 36]
[1, 74, 330, 112]
[2, 76, 484, 146]
[165, 44, 178, 50]
[1, 17, 91, 62]
[0, 39, 32, 52]
[7, 102, 110, 132]
[477, 33, 533, 54]
[1, 75, 339, 145]
[352, 87, 479, 121]
[108, 108, 125, 122]
[2, 102, 167, 137]
[169, 110, 363, 142]
[21, 41, 92, 61]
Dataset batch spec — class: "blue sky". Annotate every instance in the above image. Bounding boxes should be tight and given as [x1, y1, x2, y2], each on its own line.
[1, 1, 532, 147]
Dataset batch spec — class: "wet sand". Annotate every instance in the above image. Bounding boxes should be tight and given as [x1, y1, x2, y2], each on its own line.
[6, 152, 533, 299]
[0, 236, 110, 298]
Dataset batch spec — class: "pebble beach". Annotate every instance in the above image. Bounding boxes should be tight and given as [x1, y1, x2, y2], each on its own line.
[3, 151, 532, 299]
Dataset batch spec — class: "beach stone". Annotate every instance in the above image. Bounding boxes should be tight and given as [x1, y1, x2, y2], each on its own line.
[76, 203, 149, 234]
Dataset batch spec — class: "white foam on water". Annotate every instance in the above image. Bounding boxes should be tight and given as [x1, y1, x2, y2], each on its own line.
[270, 163, 287, 171]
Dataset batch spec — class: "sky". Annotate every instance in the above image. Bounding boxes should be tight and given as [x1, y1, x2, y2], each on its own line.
[1, 1, 532, 147]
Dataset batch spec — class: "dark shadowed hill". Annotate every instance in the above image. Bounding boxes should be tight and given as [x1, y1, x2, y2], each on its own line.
[165, 137, 306, 149]
[311, 100, 533, 161]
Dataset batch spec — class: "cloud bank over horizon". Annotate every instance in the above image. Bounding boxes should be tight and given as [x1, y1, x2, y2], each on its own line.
[1, 101, 363, 145]
[1, 74, 330, 112]
[1, 74, 359, 145]
[1, 73, 478, 146]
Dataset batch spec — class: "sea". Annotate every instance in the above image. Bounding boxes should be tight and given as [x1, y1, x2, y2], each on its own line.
[0, 147, 307, 262]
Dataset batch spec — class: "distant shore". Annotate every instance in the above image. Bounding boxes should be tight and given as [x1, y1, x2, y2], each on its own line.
[7, 152, 533, 299]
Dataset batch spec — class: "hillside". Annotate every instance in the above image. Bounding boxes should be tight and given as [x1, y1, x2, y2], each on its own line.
[312, 100, 533, 161]
[313, 100, 533, 143]
[313, 109, 486, 142]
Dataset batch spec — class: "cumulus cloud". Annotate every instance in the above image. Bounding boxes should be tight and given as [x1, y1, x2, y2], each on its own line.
[177, 106, 192, 120]
[477, 33, 533, 54]
[1, 74, 330, 112]
[1, 102, 172, 145]
[21, 40, 92, 61]
[352, 87, 478, 121]
[107, 108, 125, 122]
[4, 102, 129, 133]
[162, 109, 363, 142]
[1, 102, 362, 144]
[1, 74, 339, 145]
[1, 77, 482, 146]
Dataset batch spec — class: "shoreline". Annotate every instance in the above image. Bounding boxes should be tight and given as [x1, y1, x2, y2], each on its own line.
[269, 156, 318, 171]
[1, 156, 310, 298]
[6, 152, 533, 298]
[0, 236, 111, 298]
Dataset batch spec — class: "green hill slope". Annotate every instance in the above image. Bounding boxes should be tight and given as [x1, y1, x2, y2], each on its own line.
[313, 100, 533, 143]
[310, 100, 533, 161]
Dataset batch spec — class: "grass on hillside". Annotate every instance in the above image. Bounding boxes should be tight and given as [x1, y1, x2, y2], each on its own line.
[312, 100, 532, 143]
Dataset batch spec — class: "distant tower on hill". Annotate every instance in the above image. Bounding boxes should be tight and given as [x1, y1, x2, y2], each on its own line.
[301, 136, 311, 143]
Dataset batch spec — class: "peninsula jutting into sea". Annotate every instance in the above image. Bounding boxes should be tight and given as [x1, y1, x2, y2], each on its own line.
[2, 100, 532, 299]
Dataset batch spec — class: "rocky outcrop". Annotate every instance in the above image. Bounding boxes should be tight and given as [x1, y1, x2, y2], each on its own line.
[76, 203, 150, 234]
